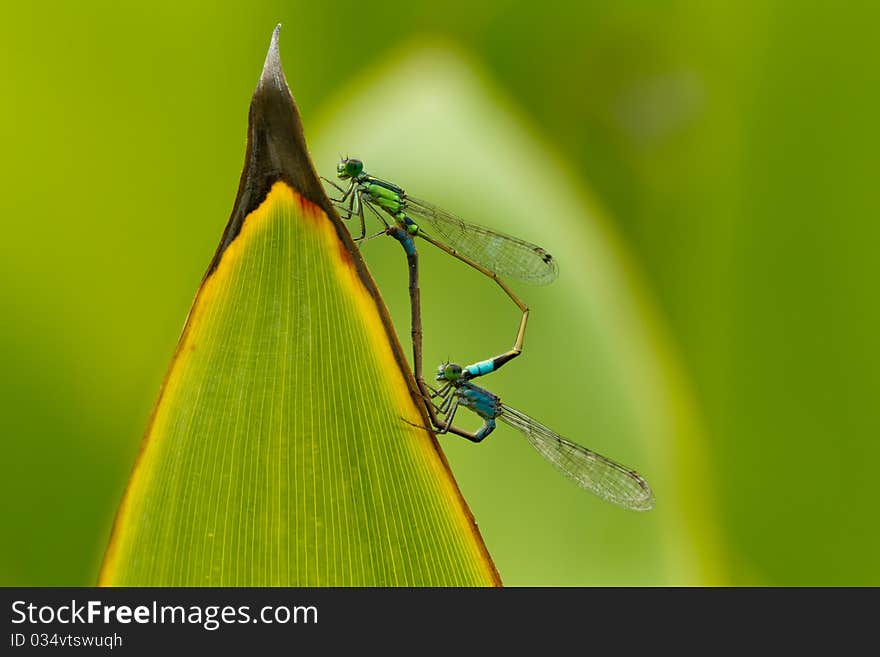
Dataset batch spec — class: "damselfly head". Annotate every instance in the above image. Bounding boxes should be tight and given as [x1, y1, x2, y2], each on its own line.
[437, 362, 463, 382]
[336, 157, 363, 180]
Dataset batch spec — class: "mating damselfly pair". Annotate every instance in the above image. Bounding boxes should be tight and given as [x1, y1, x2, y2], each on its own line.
[324, 158, 654, 512]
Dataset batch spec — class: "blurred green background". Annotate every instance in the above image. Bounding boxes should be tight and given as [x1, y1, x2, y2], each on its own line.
[1, 1, 877, 586]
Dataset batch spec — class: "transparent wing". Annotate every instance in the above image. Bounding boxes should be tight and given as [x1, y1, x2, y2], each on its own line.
[406, 196, 559, 285]
[498, 404, 655, 511]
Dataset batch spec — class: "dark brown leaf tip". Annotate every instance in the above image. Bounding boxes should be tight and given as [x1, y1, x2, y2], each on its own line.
[259, 25, 284, 94]
[206, 24, 337, 277]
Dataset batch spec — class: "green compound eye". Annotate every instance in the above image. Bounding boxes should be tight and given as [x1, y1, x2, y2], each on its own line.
[443, 363, 463, 381]
[345, 159, 363, 177]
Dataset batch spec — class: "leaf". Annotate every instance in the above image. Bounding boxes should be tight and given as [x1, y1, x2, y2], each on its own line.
[310, 44, 728, 585]
[98, 27, 499, 586]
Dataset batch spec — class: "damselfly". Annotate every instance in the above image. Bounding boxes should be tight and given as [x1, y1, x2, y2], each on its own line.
[431, 361, 655, 511]
[324, 158, 558, 382]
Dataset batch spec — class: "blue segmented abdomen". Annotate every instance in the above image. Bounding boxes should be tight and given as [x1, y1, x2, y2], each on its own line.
[465, 359, 495, 378]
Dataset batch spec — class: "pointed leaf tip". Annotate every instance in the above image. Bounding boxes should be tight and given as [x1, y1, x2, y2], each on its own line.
[205, 22, 336, 275]
[261, 24, 285, 92]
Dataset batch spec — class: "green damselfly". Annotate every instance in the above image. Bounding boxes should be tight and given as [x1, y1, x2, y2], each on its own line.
[324, 158, 558, 386]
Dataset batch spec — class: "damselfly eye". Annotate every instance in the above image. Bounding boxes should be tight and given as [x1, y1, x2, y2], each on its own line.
[344, 159, 363, 177]
[443, 363, 462, 381]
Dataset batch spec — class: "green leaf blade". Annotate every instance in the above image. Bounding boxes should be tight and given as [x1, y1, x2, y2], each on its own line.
[100, 30, 498, 586]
